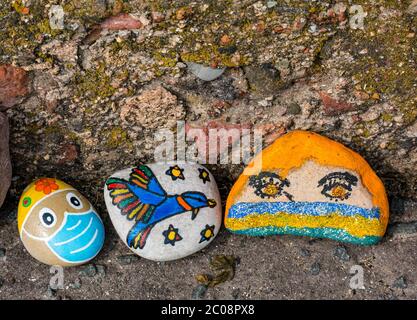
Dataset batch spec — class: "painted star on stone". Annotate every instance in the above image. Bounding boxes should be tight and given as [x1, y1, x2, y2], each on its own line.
[165, 165, 185, 181]
[162, 224, 183, 246]
[198, 168, 211, 184]
[199, 224, 215, 243]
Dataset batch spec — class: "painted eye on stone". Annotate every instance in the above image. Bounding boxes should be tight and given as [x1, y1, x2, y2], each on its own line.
[318, 172, 358, 201]
[249, 172, 293, 201]
[66, 192, 83, 210]
[39, 208, 57, 228]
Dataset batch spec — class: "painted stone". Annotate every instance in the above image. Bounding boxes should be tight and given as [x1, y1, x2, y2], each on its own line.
[225, 130, 389, 245]
[0, 113, 11, 208]
[18, 178, 105, 266]
[104, 162, 221, 261]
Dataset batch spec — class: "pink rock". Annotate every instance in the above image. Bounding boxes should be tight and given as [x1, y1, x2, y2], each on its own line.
[100, 13, 143, 30]
[185, 121, 252, 162]
[0, 65, 30, 110]
[0, 113, 11, 208]
[319, 91, 354, 115]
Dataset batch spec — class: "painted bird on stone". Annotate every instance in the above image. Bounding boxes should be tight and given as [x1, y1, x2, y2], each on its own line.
[106, 165, 217, 249]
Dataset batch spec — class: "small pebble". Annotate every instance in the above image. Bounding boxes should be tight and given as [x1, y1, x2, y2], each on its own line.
[232, 288, 240, 299]
[310, 262, 321, 275]
[334, 246, 350, 261]
[300, 248, 311, 257]
[266, 1, 277, 8]
[393, 276, 407, 289]
[96, 264, 106, 277]
[309, 24, 318, 33]
[117, 255, 140, 265]
[186, 62, 226, 81]
[69, 278, 82, 289]
[0, 277, 4, 288]
[79, 264, 97, 277]
[191, 284, 207, 300]
[0, 248, 5, 258]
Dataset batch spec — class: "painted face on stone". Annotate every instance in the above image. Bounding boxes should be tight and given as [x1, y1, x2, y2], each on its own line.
[225, 131, 389, 245]
[18, 179, 105, 266]
[22, 190, 92, 239]
[239, 161, 373, 209]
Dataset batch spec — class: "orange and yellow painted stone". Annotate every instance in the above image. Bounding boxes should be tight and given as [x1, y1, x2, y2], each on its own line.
[18, 178, 105, 266]
[225, 130, 389, 245]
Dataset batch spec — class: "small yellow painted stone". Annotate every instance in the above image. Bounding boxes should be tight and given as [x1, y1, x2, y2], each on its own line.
[18, 178, 105, 266]
[225, 130, 389, 245]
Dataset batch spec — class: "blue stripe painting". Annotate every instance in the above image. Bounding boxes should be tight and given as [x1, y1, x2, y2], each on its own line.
[228, 201, 380, 219]
[230, 225, 382, 245]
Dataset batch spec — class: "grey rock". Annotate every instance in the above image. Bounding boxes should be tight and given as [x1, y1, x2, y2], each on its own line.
[300, 248, 311, 257]
[48, 5, 65, 30]
[308, 24, 318, 33]
[244, 63, 282, 97]
[286, 102, 302, 115]
[96, 264, 106, 277]
[0, 277, 3, 288]
[266, 1, 277, 8]
[232, 288, 240, 299]
[0, 248, 5, 258]
[79, 264, 97, 277]
[334, 246, 350, 261]
[310, 262, 320, 276]
[186, 62, 226, 81]
[69, 278, 82, 289]
[393, 276, 408, 289]
[117, 254, 140, 265]
[191, 284, 207, 300]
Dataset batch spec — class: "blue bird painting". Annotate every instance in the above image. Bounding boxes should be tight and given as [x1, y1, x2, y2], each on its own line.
[106, 165, 217, 249]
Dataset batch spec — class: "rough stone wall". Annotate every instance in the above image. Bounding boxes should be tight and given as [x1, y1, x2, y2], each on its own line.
[0, 114, 11, 207]
[0, 0, 416, 299]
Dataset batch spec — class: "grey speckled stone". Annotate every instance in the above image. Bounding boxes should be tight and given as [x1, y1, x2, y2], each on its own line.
[79, 264, 97, 277]
[310, 262, 321, 275]
[334, 246, 350, 261]
[393, 276, 408, 289]
[286, 102, 302, 115]
[191, 284, 207, 300]
[117, 254, 140, 265]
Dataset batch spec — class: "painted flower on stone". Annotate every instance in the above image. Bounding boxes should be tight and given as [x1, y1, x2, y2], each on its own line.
[165, 165, 185, 181]
[199, 224, 215, 243]
[34, 178, 59, 195]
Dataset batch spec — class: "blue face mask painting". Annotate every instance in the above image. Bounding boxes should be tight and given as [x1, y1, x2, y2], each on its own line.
[47, 210, 105, 263]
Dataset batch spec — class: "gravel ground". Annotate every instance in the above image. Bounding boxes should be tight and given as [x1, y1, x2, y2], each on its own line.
[0, 0, 416, 299]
